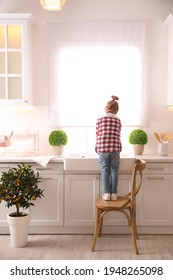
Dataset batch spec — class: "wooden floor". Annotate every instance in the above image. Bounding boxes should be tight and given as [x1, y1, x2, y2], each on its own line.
[0, 234, 173, 260]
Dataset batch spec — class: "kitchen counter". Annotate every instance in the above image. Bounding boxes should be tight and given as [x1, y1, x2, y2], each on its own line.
[0, 155, 64, 166]
[136, 153, 173, 162]
[1, 153, 173, 163]
[1, 154, 173, 235]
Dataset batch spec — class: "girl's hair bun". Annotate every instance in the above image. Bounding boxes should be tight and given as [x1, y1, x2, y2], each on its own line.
[111, 95, 119, 101]
[105, 95, 119, 113]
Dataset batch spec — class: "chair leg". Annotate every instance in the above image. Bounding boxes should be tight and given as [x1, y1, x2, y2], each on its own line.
[98, 210, 104, 236]
[134, 220, 139, 239]
[131, 216, 139, 254]
[133, 208, 139, 239]
[91, 207, 100, 251]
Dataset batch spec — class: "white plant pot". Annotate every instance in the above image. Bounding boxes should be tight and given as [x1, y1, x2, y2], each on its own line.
[133, 144, 144, 155]
[7, 212, 31, 248]
[52, 145, 64, 156]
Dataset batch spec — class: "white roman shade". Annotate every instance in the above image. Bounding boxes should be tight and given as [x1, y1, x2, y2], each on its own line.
[47, 21, 145, 127]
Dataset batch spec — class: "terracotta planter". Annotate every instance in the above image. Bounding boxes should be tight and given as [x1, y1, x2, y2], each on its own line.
[133, 144, 144, 155]
[7, 212, 31, 248]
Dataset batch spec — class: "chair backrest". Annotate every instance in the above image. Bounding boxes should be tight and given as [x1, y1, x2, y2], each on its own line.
[130, 159, 146, 206]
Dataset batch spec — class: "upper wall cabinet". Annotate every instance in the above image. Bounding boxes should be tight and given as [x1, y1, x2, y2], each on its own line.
[0, 14, 33, 106]
[165, 13, 173, 107]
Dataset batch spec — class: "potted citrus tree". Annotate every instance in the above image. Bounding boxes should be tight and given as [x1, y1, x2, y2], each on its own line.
[48, 129, 68, 156]
[128, 129, 148, 155]
[0, 164, 44, 247]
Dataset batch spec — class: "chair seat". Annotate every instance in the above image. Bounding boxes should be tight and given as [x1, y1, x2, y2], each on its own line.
[96, 196, 130, 210]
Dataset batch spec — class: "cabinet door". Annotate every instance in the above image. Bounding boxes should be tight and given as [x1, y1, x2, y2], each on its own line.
[65, 174, 99, 226]
[165, 14, 173, 106]
[0, 201, 16, 233]
[100, 174, 131, 226]
[0, 14, 32, 105]
[0, 163, 64, 233]
[0, 163, 20, 233]
[137, 174, 173, 226]
[30, 170, 63, 228]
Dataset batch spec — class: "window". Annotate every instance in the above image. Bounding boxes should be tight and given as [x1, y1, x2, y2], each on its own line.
[47, 22, 145, 127]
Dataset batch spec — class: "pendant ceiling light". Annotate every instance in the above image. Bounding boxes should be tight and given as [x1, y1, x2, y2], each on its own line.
[39, 0, 66, 11]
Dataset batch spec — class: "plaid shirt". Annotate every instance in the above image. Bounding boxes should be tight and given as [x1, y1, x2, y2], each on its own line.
[96, 112, 122, 153]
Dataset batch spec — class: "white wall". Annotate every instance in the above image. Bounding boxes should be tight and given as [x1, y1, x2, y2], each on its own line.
[0, 0, 173, 155]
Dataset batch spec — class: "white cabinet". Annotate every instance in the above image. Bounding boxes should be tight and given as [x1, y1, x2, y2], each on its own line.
[64, 174, 99, 226]
[138, 162, 173, 227]
[0, 162, 64, 234]
[0, 14, 33, 106]
[0, 202, 16, 233]
[29, 163, 64, 232]
[0, 163, 20, 232]
[165, 13, 173, 106]
[0, 163, 24, 233]
[1, 159, 173, 234]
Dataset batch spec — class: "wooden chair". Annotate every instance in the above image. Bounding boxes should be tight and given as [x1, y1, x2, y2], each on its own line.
[91, 159, 146, 254]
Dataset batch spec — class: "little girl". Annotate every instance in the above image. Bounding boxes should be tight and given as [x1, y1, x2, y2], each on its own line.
[95, 96, 122, 201]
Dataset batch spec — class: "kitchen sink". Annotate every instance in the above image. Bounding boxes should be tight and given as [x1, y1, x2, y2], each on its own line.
[64, 153, 135, 171]
[64, 154, 99, 171]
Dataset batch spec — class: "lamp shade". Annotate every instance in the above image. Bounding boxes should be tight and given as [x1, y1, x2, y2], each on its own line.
[39, 0, 66, 11]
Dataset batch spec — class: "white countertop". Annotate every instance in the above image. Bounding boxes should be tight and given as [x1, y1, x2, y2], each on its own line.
[136, 154, 173, 162]
[0, 155, 64, 167]
[0, 153, 173, 166]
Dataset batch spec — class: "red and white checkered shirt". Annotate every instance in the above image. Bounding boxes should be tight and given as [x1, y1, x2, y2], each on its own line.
[96, 112, 122, 153]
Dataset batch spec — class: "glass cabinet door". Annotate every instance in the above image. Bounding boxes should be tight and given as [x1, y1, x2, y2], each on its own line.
[0, 14, 32, 105]
[0, 24, 23, 100]
[0, 25, 6, 99]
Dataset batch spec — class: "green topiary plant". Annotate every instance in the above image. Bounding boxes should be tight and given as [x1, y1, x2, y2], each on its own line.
[48, 130, 68, 146]
[128, 129, 148, 145]
[0, 164, 44, 217]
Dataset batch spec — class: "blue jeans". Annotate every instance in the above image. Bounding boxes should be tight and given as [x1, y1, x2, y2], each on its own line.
[99, 152, 120, 194]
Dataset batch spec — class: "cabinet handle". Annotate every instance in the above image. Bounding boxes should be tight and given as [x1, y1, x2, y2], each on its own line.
[40, 177, 56, 179]
[147, 167, 164, 171]
[147, 177, 164, 180]
[36, 168, 52, 171]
